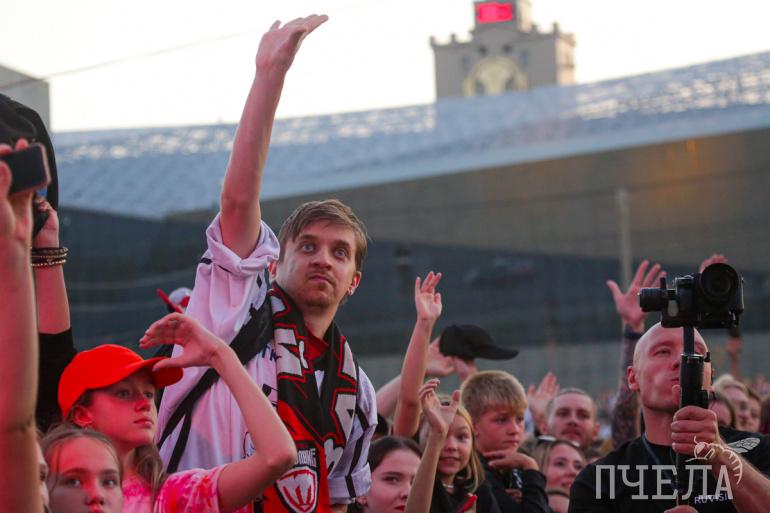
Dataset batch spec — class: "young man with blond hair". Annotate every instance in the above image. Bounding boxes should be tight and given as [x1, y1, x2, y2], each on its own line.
[461, 370, 549, 512]
[156, 16, 377, 513]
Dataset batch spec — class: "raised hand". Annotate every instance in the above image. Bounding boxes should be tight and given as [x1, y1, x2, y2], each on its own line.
[452, 357, 478, 384]
[0, 138, 36, 249]
[255, 15, 328, 74]
[606, 260, 665, 330]
[415, 271, 442, 322]
[140, 313, 228, 370]
[419, 379, 460, 436]
[527, 372, 560, 425]
[426, 339, 455, 377]
[32, 196, 59, 247]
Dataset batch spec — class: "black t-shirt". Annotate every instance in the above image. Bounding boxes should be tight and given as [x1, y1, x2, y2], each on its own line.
[569, 427, 770, 512]
[480, 456, 549, 513]
[37, 329, 77, 432]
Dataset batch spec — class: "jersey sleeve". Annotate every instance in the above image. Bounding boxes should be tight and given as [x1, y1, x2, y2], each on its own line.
[185, 212, 279, 343]
[328, 367, 378, 504]
[157, 213, 278, 435]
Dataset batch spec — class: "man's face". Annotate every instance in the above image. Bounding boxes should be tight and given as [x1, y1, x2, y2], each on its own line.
[628, 324, 710, 414]
[541, 393, 598, 450]
[473, 405, 526, 453]
[272, 221, 361, 316]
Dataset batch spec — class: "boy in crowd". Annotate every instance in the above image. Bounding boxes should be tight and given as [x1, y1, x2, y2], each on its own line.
[461, 370, 549, 513]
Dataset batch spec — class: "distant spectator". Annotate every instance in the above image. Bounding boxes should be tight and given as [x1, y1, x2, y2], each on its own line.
[714, 374, 753, 431]
[530, 438, 585, 493]
[539, 389, 599, 452]
[709, 392, 737, 428]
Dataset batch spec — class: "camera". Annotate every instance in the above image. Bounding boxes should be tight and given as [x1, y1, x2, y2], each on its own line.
[639, 263, 743, 329]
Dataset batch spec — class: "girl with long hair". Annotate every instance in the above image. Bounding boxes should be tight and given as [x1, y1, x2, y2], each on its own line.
[59, 313, 296, 513]
[408, 380, 501, 513]
[530, 438, 585, 493]
[41, 425, 123, 513]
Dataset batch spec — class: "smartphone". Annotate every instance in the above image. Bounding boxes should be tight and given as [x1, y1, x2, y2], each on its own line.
[0, 143, 51, 196]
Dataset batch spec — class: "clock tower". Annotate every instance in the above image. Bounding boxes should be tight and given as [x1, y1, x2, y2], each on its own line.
[431, 0, 575, 98]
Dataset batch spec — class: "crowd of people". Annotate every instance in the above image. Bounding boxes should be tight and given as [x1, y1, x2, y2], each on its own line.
[1, 13, 769, 513]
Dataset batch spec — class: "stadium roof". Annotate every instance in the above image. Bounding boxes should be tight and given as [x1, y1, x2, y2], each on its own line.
[53, 51, 770, 220]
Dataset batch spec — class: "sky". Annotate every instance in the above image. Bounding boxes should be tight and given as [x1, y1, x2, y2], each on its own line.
[1, 0, 769, 132]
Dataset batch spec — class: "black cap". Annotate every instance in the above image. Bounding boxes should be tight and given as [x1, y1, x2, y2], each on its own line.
[439, 324, 518, 360]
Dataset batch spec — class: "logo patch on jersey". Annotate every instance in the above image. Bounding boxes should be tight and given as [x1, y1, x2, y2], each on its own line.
[277, 464, 318, 513]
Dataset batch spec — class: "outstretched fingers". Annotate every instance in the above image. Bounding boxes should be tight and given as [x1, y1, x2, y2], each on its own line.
[641, 262, 664, 288]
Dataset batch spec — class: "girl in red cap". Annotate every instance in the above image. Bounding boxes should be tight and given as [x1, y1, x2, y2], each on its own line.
[57, 313, 296, 513]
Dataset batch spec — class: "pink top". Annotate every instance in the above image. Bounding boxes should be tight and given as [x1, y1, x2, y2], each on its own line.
[121, 465, 251, 513]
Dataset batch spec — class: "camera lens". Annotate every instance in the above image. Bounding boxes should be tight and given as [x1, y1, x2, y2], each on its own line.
[639, 287, 667, 312]
[700, 263, 737, 304]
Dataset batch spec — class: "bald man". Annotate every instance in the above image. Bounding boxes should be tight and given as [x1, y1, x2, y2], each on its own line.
[568, 323, 770, 513]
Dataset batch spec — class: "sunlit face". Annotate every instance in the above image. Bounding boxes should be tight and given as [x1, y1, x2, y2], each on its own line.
[272, 222, 361, 317]
[361, 449, 420, 513]
[629, 324, 710, 414]
[543, 443, 585, 491]
[75, 370, 157, 453]
[47, 437, 122, 513]
[473, 406, 525, 453]
[543, 394, 598, 450]
[721, 386, 752, 431]
[38, 444, 49, 508]
[437, 415, 474, 482]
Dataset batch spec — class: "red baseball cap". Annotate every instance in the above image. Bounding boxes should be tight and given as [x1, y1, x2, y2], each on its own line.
[58, 344, 183, 418]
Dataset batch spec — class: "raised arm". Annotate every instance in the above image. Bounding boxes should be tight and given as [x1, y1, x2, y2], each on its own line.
[33, 200, 77, 431]
[220, 15, 327, 257]
[404, 381, 459, 513]
[32, 198, 70, 334]
[606, 260, 664, 447]
[392, 272, 443, 437]
[142, 313, 296, 512]
[0, 141, 45, 513]
[376, 340, 454, 420]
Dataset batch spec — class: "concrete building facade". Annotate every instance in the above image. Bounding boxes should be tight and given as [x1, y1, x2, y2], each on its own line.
[432, 0, 575, 98]
[0, 64, 50, 129]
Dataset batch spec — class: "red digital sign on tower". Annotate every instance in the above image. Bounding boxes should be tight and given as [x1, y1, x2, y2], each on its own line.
[476, 2, 515, 24]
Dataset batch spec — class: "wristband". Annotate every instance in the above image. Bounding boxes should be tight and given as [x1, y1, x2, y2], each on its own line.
[623, 325, 643, 340]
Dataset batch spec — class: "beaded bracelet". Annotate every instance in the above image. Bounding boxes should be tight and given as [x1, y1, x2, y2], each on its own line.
[31, 246, 68, 258]
[31, 258, 67, 268]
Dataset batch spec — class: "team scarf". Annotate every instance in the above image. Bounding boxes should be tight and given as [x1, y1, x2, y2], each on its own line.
[260, 286, 360, 513]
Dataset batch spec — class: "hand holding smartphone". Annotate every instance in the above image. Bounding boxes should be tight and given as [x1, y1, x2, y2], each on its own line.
[0, 143, 51, 196]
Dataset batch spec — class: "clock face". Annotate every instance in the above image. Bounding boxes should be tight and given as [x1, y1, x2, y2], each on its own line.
[475, 2, 515, 24]
[463, 57, 527, 97]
